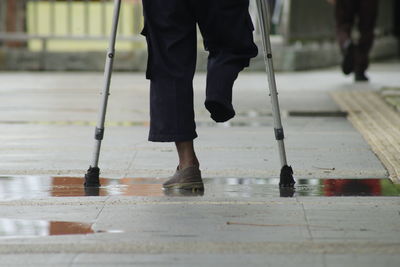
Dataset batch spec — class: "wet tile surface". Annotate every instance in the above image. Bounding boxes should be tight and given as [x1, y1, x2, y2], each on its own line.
[0, 176, 398, 200]
[0, 218, 121, 239]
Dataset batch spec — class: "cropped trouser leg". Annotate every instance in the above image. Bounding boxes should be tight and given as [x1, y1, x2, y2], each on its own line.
[142, 0, 257, 142]
[142, 0, 198, 142]
[196, 0, 258, 122]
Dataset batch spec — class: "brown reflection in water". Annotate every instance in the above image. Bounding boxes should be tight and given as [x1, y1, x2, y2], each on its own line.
[323, 179, 381, 196]
[51, 177, 110, 197]
[51, 177, 164, 197]
[120, 177, 163, 184]
[0, 219, 97, 238]
[119, 178, 164, 196]
[50, 221, 94, 235]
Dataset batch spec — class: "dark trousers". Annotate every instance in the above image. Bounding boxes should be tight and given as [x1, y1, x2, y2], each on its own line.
[141, 0, 258, 142]
[335, 0, 379, 74]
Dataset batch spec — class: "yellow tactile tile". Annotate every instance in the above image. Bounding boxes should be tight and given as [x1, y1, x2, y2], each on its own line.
[332, 91, 400, 183]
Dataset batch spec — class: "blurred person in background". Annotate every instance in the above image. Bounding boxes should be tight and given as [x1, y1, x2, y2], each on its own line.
[327, 0, 379, 82]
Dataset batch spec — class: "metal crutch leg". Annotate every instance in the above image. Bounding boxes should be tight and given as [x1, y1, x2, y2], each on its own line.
[255, 0, 295, 188]
[85, 0, 122, 187]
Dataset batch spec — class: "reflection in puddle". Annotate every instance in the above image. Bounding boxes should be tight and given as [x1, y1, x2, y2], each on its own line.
[52, 177, 164, 197]
[0, 176, 398, 199]
[0, 218, 121, 239]
[322, 179, 383, 196]
[163, 188, 205, 197]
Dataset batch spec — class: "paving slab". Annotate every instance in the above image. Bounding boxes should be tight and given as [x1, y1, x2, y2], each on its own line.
[1, 253, 400, 267]
[0, 117, 388, 179]
[0, 61, 400, 266]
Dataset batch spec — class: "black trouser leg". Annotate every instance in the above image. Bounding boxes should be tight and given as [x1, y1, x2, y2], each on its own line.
[196, 0, 258, 122]
[142, 0, 198, 142]
[355, 0, 379, 74]
[142, 0, 258, 141]
[335, 0, 357, 50]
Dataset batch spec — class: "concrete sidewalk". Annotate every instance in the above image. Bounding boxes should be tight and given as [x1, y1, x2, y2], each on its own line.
[0, 61, 399, 266]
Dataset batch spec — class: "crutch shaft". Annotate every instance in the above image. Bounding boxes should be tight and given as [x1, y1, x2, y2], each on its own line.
[255, 0, 287, 166]
[85, 0, 122, 187]
[256, 0, 295, 188]
[90, 0, 121, 168]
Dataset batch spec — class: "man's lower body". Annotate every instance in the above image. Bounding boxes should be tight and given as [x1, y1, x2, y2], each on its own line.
[141, 0, 258, 189]
[335, 0, 378, 81]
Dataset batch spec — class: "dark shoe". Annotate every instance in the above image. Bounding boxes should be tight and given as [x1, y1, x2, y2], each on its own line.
[355, 72, 369, 82]
[205, 100, 235, 123]
[163, 166, 204, 190]
[279, 165, 295, 188]
[341, 41, 354, 75]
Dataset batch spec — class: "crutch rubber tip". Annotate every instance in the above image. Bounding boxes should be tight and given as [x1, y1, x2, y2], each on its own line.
[279, 165, 295, 188]
[84, 186, 100, 197]
[84, 166, 101, 187]
[279, 187, 295, 197]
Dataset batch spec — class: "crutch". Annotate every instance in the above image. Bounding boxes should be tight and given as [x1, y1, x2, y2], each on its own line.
[255, 0, 295, 187]
[85, 0, 122, 187]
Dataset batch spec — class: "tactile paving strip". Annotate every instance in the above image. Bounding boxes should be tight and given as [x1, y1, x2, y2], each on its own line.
[332, 91, 400, 183]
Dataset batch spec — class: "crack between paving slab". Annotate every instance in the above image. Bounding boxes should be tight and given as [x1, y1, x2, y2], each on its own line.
[124, 149, 138, 177]
[68, 253, 81, 267]
[94, 196, 110, 221]
[64, 199, 109, 266]
[299, 199, 314, 241]
[322, 253, 327, 267]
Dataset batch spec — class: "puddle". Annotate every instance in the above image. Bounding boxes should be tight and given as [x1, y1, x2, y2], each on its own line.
[0, 218, 121, 239]
[0, 176, 399, 199]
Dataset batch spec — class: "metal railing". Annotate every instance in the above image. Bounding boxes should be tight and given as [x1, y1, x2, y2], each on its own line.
[0, 0, 144, 50]
[12, 0, 396, 52]
[0, 0, 283, 50]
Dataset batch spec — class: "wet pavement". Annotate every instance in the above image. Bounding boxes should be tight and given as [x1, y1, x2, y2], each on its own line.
[0, 176, 399, 200]
[0, 63, 400, 266]
[0, 219, 93, 238]
[0, 219, 116, 239]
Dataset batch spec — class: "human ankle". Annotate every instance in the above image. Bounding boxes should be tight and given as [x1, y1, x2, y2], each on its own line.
[179, 159, 199, 170]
